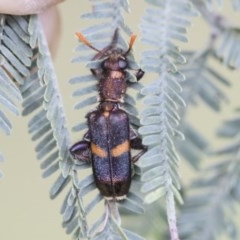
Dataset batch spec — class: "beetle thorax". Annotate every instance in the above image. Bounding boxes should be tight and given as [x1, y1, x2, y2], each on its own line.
[100, 102, 117, 117]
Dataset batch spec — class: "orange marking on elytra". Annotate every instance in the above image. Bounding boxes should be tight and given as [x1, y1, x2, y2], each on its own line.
[111, 140, 130, 157]
[91, 143, 107, 158]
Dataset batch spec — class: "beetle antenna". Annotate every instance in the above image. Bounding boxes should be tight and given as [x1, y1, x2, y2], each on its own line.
[124, 34, 137, 55]
[75, 32, 101, 53]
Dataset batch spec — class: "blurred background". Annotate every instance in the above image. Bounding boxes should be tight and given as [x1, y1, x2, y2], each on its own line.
[0, 1, 240, 239]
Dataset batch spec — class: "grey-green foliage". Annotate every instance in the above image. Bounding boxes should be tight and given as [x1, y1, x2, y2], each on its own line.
[175, 2, 240, 240]
[216, 27, 240, 69]
[20, 15, 80, 235]
[169, 0, 239, 173]
[0, 15, 32, 177]
[179, 111, 240, 240]
[90, 201, 145, 240]
[0, 12, 84, 238]
[66, 0, 145, 239]
[173, 0, 239, 170]
[138, 0, 196, 239]
[175, 50, 230, 168]
[15, 13, 81, 239]
[181, 51, 230, 112]
[136, 0, 237, 237]
[121, 198, 168, 239]
[21, 12, 102, 240]
[21, 15, 73, 194]
[206, 0, 240, 10]
[191, 0, 240, 69]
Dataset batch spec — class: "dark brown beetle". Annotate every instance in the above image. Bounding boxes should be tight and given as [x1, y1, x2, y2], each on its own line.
[70, 30, 147, 200]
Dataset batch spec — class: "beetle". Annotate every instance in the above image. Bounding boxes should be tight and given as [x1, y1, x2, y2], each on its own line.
[70, 29, 147, 200]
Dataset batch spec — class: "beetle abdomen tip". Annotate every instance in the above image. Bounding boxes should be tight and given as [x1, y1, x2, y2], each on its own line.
[104, 195, 127, 201]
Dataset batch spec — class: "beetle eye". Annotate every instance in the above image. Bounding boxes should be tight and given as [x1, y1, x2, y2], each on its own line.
[102, 60, 108, 69]
[118, 59, 127, 69]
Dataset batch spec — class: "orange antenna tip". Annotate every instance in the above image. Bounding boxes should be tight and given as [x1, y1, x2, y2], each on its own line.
[75, 32, 90, 46]
[129, 34, 137, 49]
[124, 34, 137, 55]
[75, 32, 101, 52]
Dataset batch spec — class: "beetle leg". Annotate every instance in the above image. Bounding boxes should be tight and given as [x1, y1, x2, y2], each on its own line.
[135, 68, 145, 81]
[130, 128, 147, 163]
[69, 140, 91, 162]
[130, 137, 148, 163]
[127, 68, 144, 82]
[90, 68, 104, 81]
[90, 68, 98, 76]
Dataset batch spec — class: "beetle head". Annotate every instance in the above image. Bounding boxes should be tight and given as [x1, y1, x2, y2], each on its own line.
[101, 49, 128, 71]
